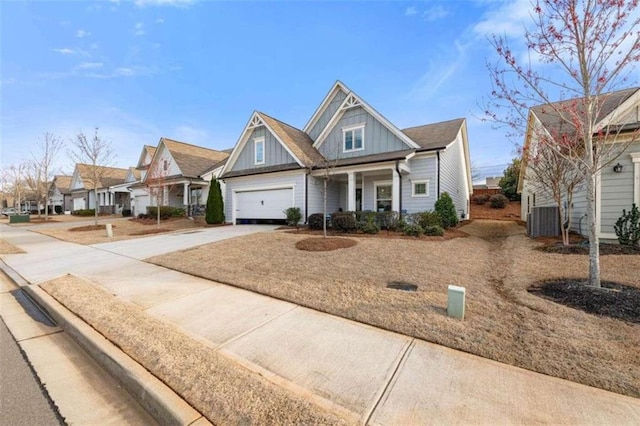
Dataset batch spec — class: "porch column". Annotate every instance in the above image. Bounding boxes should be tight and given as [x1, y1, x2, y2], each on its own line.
[347, 172, 356, 212]
[183, 183, 189, 206]
[392, 168, 400, 212]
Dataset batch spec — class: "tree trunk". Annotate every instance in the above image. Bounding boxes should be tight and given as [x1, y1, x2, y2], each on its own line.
[93, 189, 98, 226]
[585, 171, 601, 287]
[323, 178, 327, 238]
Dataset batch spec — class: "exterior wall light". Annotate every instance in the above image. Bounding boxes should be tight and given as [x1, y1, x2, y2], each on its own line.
[613, 163, 623, 173]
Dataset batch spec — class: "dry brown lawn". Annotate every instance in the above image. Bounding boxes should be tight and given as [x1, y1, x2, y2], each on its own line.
[35, 218, 200, 244]
[470, 199, 522, 221]
[0, 239, 25, 254]
[41, 275, 349, 425]
[149, 220, 640, 398]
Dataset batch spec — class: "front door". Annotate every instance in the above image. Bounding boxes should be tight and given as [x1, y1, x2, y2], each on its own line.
[356, 188, 362, 211]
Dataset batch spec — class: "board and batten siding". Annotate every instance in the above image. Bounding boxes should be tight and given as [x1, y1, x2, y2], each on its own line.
[403, 155, 438, 213]
[231, 127, 297, 172]
[599, 141, 640, 236]
[438, 130, 470, 218]
[224, 171, 306, 223]
[308, 89, 348, 141]
[306, 178, 342, 217]
[318, 106, 408, 160]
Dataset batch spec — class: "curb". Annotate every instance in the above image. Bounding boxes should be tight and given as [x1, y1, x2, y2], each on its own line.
[20, 282, 209, 426]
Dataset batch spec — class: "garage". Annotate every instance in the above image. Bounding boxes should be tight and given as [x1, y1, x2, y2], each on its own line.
[134, 195, 150, 216]
[235, 188, 293, 224]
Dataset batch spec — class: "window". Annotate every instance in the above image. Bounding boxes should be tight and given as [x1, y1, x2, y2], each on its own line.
[412, 180, 429, 197]
[342, 124, 365, 152]
[254, 137, 265, 165]
[375, 182, 392, 212]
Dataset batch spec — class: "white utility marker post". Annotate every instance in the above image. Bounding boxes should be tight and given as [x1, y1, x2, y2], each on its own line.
[105, 223, 113, 238]
[447, 285, 466, 319]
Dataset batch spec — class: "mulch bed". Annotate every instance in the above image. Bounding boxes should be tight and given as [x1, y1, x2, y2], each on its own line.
[537, 242, 640, 255]
[295, 237, 357, 251]
[286, 228, 468, 241]
[128, 229, 170, 236]
[470, 200, 521, 221]
[129, 217, 183, 225]
[529, 279, 640, 324]
[69, 224, 115, 232]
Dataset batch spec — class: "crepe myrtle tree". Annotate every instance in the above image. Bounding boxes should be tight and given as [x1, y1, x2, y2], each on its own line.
[146, 158, 173, 226]
[30, 132, 64, 219]
[484, 0, 640, 288]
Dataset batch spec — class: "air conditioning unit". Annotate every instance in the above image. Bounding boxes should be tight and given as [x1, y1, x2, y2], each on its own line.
[527, 206, 560, 238]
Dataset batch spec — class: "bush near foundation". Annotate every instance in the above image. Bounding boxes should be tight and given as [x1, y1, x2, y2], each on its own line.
[331, 212, 358, 233]
[489, 194, 509, 209]
[307, 213, 325, 230]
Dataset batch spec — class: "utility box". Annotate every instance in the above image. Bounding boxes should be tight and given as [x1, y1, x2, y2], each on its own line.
[527, 206, 560, 237]
[9, 214, 30, 224]
[447, 285, 466, 320]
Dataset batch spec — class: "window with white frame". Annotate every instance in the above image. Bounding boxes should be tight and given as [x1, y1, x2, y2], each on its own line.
[342, 124, 365, 153]
[412, 180, 429, 197]
[254, 137, 265, 165]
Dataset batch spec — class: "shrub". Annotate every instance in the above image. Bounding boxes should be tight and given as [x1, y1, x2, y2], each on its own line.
[403, 223, 423, 237]
[380, 211, 401, 231]
[472, 194, 490, 205]
[284, 207, 303, 229]
[424, 225, 444, 236]
[434, 192, 459, 228]
[489, 193, 509, 209]
[137, 213, 150, 219]
[72, 209, 95, 216]
[205, 177, 225, 224]
[614, 204, 640, 246]
[122, 209, 132, 217]
[331, 212, 358, 233]
[147, 206, 185, 219]
[360, 221, 380, 234]
[307, 213, 325, 230]
[417, 211, 441, 229]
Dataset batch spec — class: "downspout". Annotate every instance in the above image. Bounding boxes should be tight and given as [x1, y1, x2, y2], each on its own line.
[304, 171, 309, 223]
[395, 160, 402, 216]
[436, 151, 441, 198]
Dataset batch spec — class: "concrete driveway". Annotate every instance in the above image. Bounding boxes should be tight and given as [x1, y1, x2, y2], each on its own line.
[90, 225, 276, 259]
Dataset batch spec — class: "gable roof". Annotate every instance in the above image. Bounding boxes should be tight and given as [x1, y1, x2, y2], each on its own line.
[73, 164, 129, 189]
[160, 138, 230, 178]
[402, 118, 465, 151]
[50, 175, 72, 193]
[137, 145, 157, 169]
[259, 112, 325, 166]
[303, 80, 350, 134]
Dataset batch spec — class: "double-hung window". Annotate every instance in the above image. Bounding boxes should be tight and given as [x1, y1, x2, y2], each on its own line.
[254, 137, 265, 165]
[412, 180, 429, 197]
[342, 124, 365, 153]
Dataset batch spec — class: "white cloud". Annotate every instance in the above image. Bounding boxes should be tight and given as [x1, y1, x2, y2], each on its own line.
[422, 5, 449, 22]
[76, 29, 90, 38]
[473, 0, 532, 38]
[156, 17, 165, 24]
[78, 62, 103, 69]
[53, 48, 75, 55]
[405, 6, 417, 16]
[90, 43, 99, 50]
[134, 22, 145, 36]
[134, 0, 193, 7]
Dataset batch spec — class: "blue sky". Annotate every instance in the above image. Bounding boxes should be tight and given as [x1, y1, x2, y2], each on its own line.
[2, 0, 544, 180]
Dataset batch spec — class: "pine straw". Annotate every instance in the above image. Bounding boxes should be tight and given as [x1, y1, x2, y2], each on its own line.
[148, 220, 640, 398]
[0, 239, 25, 254]
[295, 237, 358, 251]
[40, 275, 349, 425]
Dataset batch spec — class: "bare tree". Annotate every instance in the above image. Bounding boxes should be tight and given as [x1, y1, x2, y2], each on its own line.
[309, 155, 340, 238]
[145, 158, 173, 226]
[69, 128, 116, 226]
[24, 159, 45, 216]
[524, 135, 585, 245]
[28, 133, 64, 219]
[2, 162, 27, 212]
[470, 161, 482, 184]
[485, 0, 640, 287]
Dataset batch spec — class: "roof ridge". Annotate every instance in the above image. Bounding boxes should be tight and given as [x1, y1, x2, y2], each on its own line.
[258, 111, 306, 133]
[402, 117, 465, 131]
[162, 137, 227, 153]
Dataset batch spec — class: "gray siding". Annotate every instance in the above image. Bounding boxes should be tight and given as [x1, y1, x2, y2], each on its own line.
[231, 126, 296, 172]
[308, 89, 347, 141]
[403, 156, 437, 213]
[318, 106, 408, 160]
[306, 177, 341, 216]
[224, 171, 306, 223]
[439, 131, 469, 218]
[599, 141, 640, 235]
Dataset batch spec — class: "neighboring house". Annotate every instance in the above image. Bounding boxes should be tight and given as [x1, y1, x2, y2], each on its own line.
[48, 175, 73, 213]
[221, 81, 472, 224]
[69, 163, 129, 212]
[140, 138, 230, 216]
[519, 87, 640, 239]
[127, 145, 156, 216]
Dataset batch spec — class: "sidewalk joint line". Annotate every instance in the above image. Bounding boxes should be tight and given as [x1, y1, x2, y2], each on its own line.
[216, 305, 299, 350]
[361, 338, 415, 426]
[17, 329, 64, 343]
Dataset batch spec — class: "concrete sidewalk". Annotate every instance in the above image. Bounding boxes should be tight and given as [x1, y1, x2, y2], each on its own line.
[1, 223, 639, 424]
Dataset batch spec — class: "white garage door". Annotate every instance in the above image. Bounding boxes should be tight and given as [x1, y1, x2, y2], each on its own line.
[134, 195, 150, 216]
[236, 188, 293, 220]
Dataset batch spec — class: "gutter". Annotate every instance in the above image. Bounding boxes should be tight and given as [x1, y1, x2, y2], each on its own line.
[395, 160, 403, 216]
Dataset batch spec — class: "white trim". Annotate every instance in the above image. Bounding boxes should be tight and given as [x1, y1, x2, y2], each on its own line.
[595, 89, 640, 129]
[342, 124, 365, 153]
[254, 137, 265, 165]
[596, 169, 602, 236]
[373, 180, 393, 212]
[599, 232, 618, 240]
[411, 179, 430, 197]
[632, 152, 640, 206]
[310, 162, 396, 177]
[313, 91, 420, 150]
[303, 81, 350, 133]
[411, 152, 437, 160]
[231, 183, 296, 224]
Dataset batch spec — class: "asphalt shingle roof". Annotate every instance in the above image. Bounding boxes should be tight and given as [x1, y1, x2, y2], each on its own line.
[161, 138, 230, 178]
[259, 112, 325, 167]
[401, 118, 465, 151]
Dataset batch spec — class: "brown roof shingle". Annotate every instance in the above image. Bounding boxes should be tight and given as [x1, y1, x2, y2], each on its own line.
[51, 175, 72, 193]
[259, 112, 325, 167]
[162, 138, 230, 178]
[401, 118, 465, 151]
[75, 164, 129, 189]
